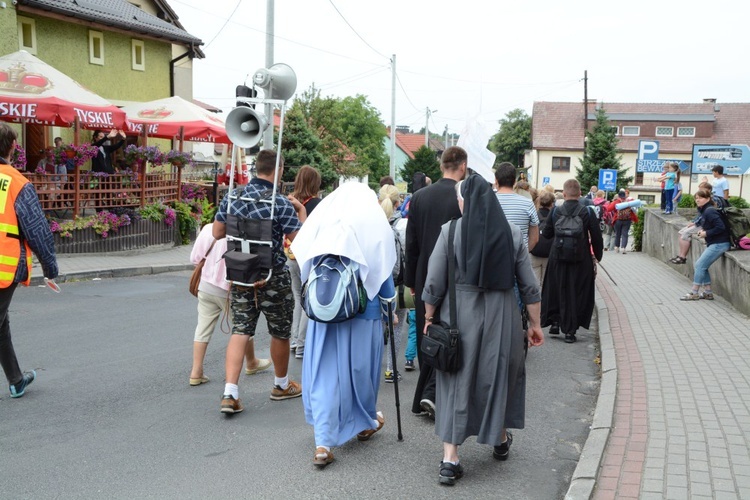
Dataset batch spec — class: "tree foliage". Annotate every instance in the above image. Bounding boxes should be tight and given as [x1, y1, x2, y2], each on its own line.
[401, 145, 441, 193]
[577, 107, 632, 192]
[489, 109, 532, 165]
[294, 87, 388, 183]
[278, 104, 337, 190]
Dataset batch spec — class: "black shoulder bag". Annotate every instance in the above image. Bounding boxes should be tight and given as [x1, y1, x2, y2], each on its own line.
[420, 219, 461, 373]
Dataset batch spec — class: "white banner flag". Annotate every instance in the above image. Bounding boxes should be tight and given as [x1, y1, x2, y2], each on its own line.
[457, 118, 496, 184]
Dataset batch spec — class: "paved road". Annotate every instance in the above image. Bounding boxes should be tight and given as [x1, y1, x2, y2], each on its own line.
[1, 272, 598, 499]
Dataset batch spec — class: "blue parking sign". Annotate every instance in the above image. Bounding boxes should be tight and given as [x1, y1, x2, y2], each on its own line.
[598, 169, 617, 192]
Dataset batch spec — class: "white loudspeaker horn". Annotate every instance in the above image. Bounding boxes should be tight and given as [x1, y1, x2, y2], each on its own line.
[252, 63, 297, 101]
[225, 106, 269, 148]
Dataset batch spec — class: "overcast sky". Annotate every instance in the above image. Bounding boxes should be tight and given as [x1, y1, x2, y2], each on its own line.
[171, 0, 747, 138]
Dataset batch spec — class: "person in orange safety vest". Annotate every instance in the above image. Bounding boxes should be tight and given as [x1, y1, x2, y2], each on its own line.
[0, 123, 58, 398]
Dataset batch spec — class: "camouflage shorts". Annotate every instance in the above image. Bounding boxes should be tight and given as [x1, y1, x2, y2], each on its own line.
[230, 268, 294, 340]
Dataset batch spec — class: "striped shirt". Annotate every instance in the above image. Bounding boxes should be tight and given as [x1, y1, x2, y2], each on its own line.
[495, 193, 539, 248]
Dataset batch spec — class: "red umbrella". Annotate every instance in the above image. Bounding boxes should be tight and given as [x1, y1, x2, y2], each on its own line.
[0, 50, 127, 130]
[121, 96, 230, 144]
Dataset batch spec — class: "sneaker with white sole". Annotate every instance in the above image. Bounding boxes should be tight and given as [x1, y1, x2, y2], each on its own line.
[420, 399, 436, 420]
[220, 395, 244, 414]
[404, 359, 415, 371]
[270, 380, 302, 401]
[9, 370, 36, 398]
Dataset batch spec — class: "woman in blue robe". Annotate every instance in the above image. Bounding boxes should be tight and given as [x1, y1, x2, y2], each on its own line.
[291, 183, 397, 467]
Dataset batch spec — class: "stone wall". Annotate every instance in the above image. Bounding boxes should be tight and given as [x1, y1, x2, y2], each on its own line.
[642, 208, 750, 316]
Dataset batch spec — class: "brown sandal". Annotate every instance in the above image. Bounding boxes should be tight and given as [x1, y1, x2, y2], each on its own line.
[357, 411, 385, 441]
[313, 447, 334, 467]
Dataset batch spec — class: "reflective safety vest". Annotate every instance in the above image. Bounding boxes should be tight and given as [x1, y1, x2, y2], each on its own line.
[0, 165, 33, 288]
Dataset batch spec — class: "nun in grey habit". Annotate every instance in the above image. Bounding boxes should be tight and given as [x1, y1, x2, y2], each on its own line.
[422, 173, 544, 485]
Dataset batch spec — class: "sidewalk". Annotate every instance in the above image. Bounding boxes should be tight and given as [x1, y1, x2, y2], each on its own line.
[30, 244, 194, 286]
[568, 252, 750, 499]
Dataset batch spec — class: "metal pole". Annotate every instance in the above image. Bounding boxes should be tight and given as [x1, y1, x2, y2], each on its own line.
[583, 70, 588, 165]
[263, 0, 275, 150]
[425, 107, 429, 147]
[389, 54, 396, 180]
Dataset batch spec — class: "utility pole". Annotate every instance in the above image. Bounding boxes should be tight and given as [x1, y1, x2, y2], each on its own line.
[263, 0, 274, 150]
[425, 107, 436, 147]
[389, 54, 396, 180]
[583, 69, 588, 164]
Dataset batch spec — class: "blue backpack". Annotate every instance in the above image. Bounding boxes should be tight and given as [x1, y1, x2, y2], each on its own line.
[302, 255, 367, 323]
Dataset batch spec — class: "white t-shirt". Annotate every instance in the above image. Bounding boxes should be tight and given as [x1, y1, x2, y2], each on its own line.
[712, 176, 729, 198]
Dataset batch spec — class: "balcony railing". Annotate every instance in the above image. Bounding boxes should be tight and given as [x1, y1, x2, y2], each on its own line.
[23, 171, 179, 216]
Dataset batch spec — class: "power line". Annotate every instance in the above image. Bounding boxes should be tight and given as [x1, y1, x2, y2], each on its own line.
[202, 0, 242, 48]
[327, 0, 389, 60]
[318, 67, 389, 91]
[171, 0, 385, 67]
[395, 73, 421, 113]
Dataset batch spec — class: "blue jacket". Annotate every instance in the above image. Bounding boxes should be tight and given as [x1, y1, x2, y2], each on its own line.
[699, 205, 730, 247]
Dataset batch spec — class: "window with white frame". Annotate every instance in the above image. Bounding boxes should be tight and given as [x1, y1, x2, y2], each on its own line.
[656, 126, 674, 137]
[677, 127, 696, 137]
[89, 31, 104, 65]
[551, 156, 571, 171]
[17, 17, 37, 55]
[622, 126, 640, 136]
[638, 195, 655, 205]
[612, 126, 620, 135]
[131, 40, 145, 71]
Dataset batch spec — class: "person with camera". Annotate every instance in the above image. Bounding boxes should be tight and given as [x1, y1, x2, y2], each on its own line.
[421, 174, 543, 485]
[91, 129, 126, 174]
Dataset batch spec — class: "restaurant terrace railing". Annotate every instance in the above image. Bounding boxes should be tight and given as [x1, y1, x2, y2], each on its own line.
[24, 170, 179, 216]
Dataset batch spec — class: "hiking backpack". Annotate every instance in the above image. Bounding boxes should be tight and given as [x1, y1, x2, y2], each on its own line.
[553, 204, 585, 262]
[617, 207, 633, 221]
[602, 207, 617, 227]
[592, 199, 607, 231]
[717, 206, 750, 249]
[302, 254, 367, 323]
[530, 208, 553, 258]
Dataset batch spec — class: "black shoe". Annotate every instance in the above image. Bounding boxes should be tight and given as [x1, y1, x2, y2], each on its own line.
[549, 323, 560, 335]
[493, 432, 513, 460]
[439, 461, 464, 486]
[420, 399, 436, 420]
[564, 333, 576, 344]
[404, 359, 415, 371]
[9, 370, 36, 398]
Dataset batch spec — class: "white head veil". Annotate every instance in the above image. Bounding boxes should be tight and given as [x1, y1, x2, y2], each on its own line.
[291, 182, 396, 300]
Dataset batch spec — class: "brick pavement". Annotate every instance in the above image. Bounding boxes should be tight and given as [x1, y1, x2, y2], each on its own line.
[591, 252, 750, 499]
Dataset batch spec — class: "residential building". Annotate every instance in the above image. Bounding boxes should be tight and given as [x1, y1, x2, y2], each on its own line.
[3, 0, 202, 165]
[528, 100, 750, 203]
[383, 126, 444, 183]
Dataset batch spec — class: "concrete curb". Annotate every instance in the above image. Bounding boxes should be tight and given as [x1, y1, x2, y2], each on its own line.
[29, 264, 194, 287]
[564, 288, 616, 500]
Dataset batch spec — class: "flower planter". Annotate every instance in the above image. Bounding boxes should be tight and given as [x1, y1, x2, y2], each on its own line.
[53, 220, 176, 254]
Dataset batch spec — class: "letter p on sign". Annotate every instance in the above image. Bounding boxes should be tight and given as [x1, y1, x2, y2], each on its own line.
[638, 140, 660, 160]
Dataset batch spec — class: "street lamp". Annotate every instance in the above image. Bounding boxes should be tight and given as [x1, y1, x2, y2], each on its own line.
[425, 108, 438, 147]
